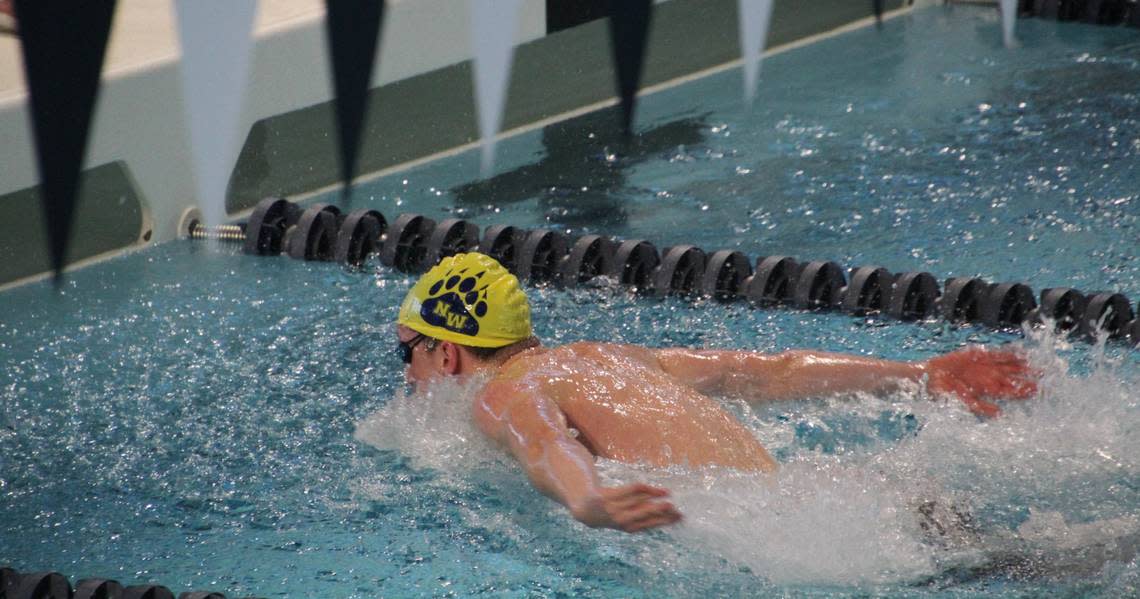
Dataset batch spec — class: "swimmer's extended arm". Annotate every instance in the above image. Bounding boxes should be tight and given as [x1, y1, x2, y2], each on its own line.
[654, 346, 1036, 416]
[473, 382, 682, 532]
[655, 348, 923, 399]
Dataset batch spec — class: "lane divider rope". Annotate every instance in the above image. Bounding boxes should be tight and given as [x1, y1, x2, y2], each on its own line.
[187, 197, 1140, 346]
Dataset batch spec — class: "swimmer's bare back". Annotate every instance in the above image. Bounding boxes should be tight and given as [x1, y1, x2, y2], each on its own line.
[480, 342, 778, 472]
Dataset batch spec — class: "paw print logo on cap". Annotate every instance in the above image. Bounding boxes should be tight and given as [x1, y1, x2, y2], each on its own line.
[420, 267, 490, 337]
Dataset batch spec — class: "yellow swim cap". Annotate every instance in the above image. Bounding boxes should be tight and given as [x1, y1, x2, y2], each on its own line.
[397, 253, 532, 348]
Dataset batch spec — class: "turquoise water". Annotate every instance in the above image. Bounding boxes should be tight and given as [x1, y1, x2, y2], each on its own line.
[2, 6, 1139, 597]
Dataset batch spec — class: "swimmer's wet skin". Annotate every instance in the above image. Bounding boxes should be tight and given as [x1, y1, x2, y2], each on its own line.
[394, 253, 1039, 533]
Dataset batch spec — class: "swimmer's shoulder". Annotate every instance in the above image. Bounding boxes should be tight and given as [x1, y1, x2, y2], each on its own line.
[475, 354, 573, 423]
[473, 368, 543, 430]
[492, 342, 661, 383]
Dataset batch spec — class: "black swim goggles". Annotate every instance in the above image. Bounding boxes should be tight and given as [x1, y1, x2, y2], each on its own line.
[397, 333, 428, 364]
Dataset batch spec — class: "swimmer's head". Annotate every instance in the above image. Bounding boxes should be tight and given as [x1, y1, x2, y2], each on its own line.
[397, 252, 532, 348]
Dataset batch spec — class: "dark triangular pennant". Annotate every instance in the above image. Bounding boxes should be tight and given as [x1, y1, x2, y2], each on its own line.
[14, 0, 117, 285]
[607, 0, 653, 135]
[324, 0, 385, 206]
[873, 0, 884, 26]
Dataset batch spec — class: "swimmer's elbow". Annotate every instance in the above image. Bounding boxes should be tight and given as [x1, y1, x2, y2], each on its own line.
[719, 351, 801, 400]
[656, 348, 732, 394]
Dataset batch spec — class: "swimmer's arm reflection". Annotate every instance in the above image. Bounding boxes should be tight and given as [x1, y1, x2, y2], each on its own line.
[654, 345, 1037, 417]
[474, 380, 682, 532]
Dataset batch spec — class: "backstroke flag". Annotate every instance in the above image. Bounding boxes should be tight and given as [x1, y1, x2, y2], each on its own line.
[608, 0, 653, 135]
[324, 0, 386, 205]
[174, 0, 258, 233]
[738, 0, 774, 104]
[14, 0, 117, 285]
[471, 0, 523, 177]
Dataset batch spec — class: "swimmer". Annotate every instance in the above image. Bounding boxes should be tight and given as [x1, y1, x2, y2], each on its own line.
[395, 253, 1038, 533]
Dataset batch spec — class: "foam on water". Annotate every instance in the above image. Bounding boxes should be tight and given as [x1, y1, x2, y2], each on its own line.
[352, 334, 1139, 588]
[354, 376, 506, 476]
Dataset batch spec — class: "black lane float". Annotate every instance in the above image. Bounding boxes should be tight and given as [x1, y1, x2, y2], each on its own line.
[187, 197, 1140, 347]
[0, 566, 254, 599]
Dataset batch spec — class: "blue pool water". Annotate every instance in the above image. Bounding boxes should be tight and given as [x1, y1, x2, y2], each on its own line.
[2, 5, 1139, 597]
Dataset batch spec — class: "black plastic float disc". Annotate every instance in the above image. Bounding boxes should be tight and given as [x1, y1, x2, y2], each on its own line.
[793, 261, 845, 310]
[478, 224, 524, 274]
[424, 218, 480, 267]
[1081, 292, 1134, 338]
[558, 235, 615, 287]
[286, 204, 341, 262]
[178, 593, 226, 599]
[243, 197, 300, 256]
[608, 240, 659, 291]
[653, 245, 706, 298]
[939, 277, 987, 323]
[517, 229, 569, 284]
[700, 250, 751, 302]
[16, 572, 71, 599]
[122, 585, 175, 599]
[887, 272, 939, 321]
[1036, 287, 1087, 331]
[74, 578, 125, 599]
[1127, 319, 1140, 346]
[842, 266, 891, 315]
[334, 209, 386, 266]
[379, 213, 436, 273]
[745, 256, 798, 306]
[980, 282, 1036, 328]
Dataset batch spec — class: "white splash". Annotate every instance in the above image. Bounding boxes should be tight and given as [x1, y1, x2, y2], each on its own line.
[354, 376, 504, 474]
[600, 458, 941, 584]
[173, 0, 258, 232]
[737, 0, 774, 104]
[470, 0, 524, 176]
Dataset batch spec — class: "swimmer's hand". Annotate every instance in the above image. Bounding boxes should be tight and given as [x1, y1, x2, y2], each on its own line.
[925, 346, 1038, 417]
[571, 483, 682, 533]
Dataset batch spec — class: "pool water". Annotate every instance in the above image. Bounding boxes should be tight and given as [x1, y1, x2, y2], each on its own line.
[2, 5, 1139, 597]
